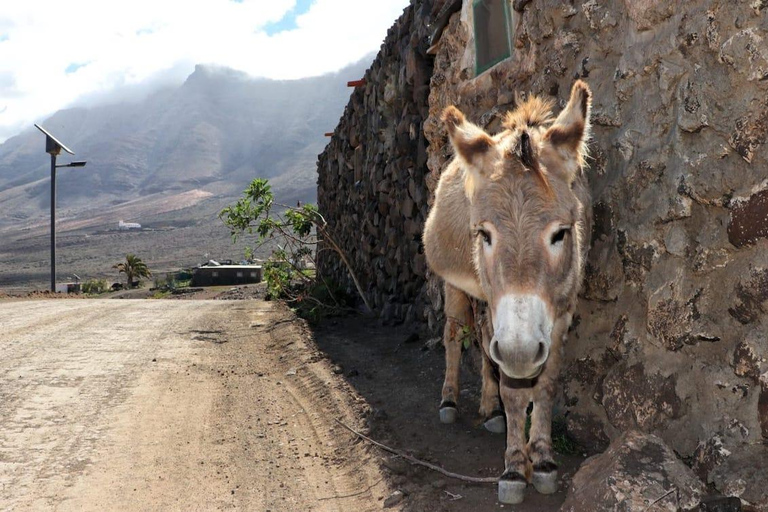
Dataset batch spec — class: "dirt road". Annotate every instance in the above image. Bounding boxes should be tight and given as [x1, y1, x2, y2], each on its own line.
[0, 299, 390, 511]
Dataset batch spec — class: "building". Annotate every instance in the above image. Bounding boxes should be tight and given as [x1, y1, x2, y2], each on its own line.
[55, 282, 81, 294]
[118, 220, 141, 230]
[191, 265, 262, 287]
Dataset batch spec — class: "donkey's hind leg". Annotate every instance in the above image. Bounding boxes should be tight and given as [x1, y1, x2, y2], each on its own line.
[439, 283, 472, 424]
[478, 308, 504, 433]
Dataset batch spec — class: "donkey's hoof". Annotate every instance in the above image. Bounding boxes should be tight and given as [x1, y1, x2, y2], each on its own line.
[498, 477, 526, 504]
[483, 411, 506, 434]
[439, 401, 458, 424]
[532, 469, 558, 495]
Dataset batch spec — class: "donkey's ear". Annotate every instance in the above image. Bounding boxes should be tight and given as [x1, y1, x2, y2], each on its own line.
[442, 105, 493, 167]
[544, 80, 591, 164]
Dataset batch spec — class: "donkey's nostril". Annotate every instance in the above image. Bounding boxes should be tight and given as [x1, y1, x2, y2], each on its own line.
[533, 342, 547, 365]
[490, 338, 502, 363]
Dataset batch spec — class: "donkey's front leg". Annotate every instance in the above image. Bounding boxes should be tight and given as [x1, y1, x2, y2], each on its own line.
[528, 377, 558, 494]
[439, 284, 472, 424]
[478, 313, 504, 433]
[528, 323, 565, 494]
[497, 382, 531, 504]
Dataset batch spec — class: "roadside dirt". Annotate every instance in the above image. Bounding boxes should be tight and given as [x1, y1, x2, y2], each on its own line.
[313, 315, 585, 512]
[0, 298, 392, 511]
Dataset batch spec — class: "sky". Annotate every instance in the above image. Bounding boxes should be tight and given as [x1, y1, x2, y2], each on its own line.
[0, 0, 411, 143]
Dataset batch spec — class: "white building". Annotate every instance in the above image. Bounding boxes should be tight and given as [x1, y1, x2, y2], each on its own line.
[118, 220, 141, 230]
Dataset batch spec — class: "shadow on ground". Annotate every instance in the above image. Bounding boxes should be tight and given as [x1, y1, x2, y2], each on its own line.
[313, 315, 585, 512]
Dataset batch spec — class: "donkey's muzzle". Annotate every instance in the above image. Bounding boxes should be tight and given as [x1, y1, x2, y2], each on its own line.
[490, 294, 553, 379]
[490, 336, 548, 379]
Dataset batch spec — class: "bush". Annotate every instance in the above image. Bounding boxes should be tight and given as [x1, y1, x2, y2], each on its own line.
[82, 279, 109, 295]
[153, 272, 192, 291]
[220, 177, 371, 322]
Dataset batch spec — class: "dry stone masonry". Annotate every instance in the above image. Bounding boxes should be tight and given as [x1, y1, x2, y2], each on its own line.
[316, 1, 434, 325]
[318, 0, 768, 507]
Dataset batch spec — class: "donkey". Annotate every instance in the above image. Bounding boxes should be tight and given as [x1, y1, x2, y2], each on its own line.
[423, 81, 592, 504]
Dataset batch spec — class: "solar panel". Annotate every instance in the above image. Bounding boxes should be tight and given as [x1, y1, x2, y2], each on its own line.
[34, 123, 75, 155]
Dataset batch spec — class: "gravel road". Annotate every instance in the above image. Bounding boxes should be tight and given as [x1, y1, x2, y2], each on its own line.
[0, 299, 390, 511]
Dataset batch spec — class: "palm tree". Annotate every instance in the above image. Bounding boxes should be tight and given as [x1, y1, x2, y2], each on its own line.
[113, 254, 152, 288]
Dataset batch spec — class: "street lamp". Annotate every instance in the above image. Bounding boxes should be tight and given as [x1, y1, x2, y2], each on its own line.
[34, 124, 87, 292]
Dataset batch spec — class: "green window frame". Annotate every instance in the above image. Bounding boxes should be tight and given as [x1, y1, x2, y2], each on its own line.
[473, 0, 514, 75]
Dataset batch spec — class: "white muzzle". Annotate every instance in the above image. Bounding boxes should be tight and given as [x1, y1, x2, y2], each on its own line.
[489, 294, 553, 379]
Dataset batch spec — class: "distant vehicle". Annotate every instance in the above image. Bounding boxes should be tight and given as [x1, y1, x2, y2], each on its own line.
[118, 220, 141, 230]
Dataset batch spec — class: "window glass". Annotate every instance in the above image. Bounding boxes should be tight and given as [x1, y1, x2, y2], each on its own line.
[474, 0, 512, 75]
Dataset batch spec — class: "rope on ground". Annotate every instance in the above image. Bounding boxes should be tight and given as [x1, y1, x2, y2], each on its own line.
[334, 418, 498, 484]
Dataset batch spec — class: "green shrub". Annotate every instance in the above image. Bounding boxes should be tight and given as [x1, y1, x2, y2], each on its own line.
[82, 278, 109, 295]
[220, 177, 372, 318]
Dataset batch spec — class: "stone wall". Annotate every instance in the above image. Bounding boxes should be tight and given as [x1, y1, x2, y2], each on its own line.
[316, 1, 434, 325]
[424, 0, 768, 503]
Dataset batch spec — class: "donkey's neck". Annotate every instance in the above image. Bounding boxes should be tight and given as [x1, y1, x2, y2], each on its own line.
[424, 161, 485, 300]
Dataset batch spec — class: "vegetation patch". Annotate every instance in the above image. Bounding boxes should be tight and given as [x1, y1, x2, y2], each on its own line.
[220, 178, 367, 323]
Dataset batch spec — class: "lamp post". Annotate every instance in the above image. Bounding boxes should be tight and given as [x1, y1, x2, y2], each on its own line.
[34, 124, 87, 292]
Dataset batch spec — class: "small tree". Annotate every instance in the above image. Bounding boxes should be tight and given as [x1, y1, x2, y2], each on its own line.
[220, 178, 371, 315]
[113, 254, 152, 288]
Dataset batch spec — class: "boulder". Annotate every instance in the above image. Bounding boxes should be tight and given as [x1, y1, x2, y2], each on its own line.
[560, 430, 705, 512]
[709, 445, 768, 511]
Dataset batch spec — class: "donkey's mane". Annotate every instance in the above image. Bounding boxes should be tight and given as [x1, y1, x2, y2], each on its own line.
[502, 95, 555, 131]
[501, 95, 557, 198]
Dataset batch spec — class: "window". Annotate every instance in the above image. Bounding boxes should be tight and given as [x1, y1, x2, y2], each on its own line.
[236, 272, 243, 278]
[212, 271, 219, 278]
[473, 0, 513, 75]
[250, 272, 257, 278]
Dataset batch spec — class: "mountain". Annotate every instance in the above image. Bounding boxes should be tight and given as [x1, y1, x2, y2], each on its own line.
[0, 58, 369, 289]
[0, 58, 369, 230]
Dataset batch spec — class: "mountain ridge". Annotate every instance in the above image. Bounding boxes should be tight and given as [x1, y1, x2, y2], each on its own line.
[0, 57, 370, 231]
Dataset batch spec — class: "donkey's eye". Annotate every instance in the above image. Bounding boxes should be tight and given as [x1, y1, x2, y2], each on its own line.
[477, 229, 492, 246]
[551, 227, 570, 245]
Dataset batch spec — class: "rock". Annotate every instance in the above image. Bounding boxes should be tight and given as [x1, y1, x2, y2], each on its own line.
[728, 269, 768, 325]
[729, 190, 768, 247]
[601, 362, 683, 432]
[560, 430, 706, 512]
[698, 495, 742, 512]
[384, 490, 405, 508]
[565, 412, 610, 455]
[731, 339, 761, 381]
[692, 434, 731, 482]
[709, 445, 768, 510]
[760, 372, 768, 439]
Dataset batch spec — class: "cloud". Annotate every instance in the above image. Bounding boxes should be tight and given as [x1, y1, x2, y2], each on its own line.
[0, 0, 410, 142]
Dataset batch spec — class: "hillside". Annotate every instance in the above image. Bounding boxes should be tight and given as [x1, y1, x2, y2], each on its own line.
[0, 58, 369, 288]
